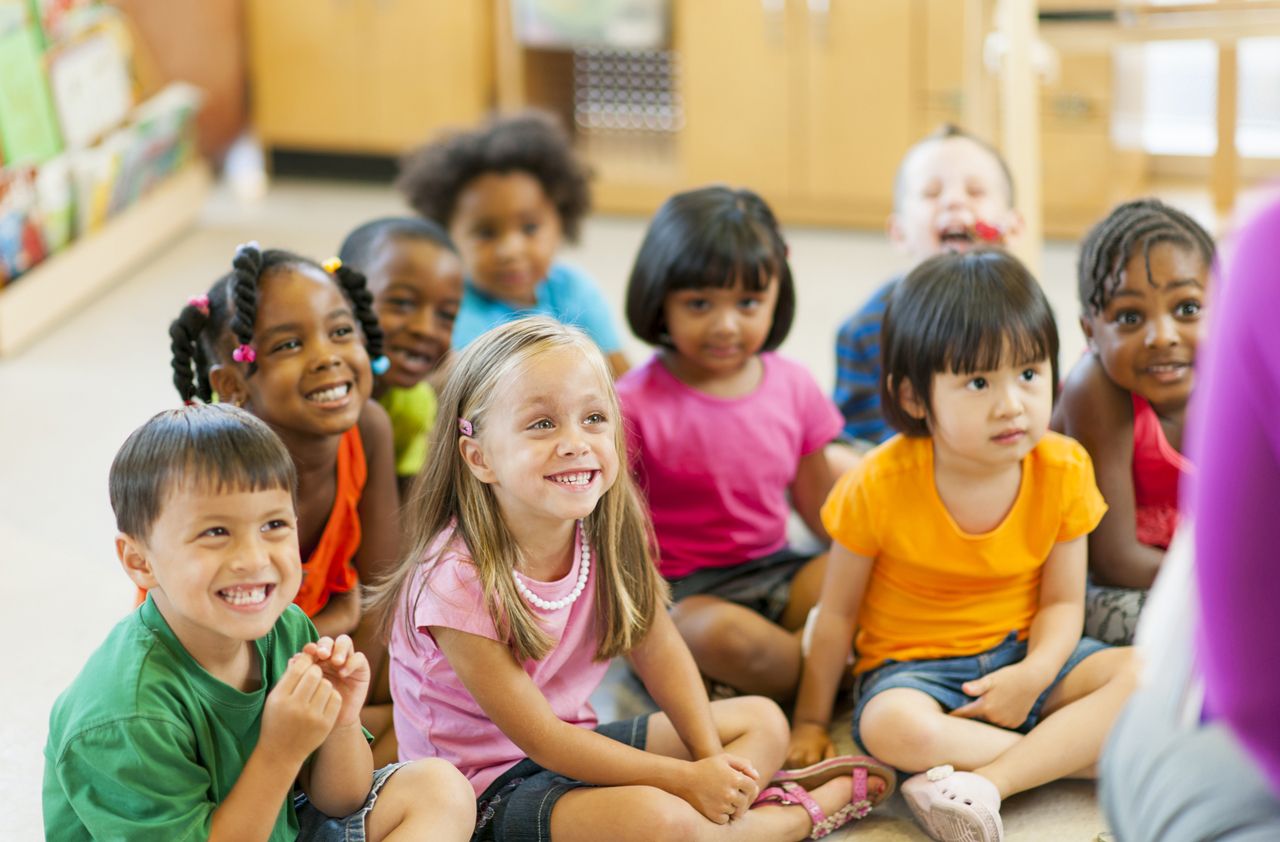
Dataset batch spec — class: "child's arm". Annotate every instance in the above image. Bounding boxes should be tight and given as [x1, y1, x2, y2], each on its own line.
[626, 607, 732, 760]
[952, 534, 1087, 728]
[607, 351, 631, 379]
[1054, 356, 1165, 588]
[788, 542, 873, 767]
[295, 635, 376, 817]
[355, 400, 402, 585]
[790, 448, 835, 542]
[208, 655, 344, 840]
[433, 626, 758, 823]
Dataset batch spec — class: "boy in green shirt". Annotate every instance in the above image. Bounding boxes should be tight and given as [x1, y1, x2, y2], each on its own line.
[43, 404, 474, 841]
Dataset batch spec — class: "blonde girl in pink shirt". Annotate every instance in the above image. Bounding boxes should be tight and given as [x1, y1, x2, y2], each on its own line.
[371, 317, 885, 842]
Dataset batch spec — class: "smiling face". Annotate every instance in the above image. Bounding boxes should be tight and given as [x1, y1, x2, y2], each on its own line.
[217, 265, 373, 438]
[661, 278, 780, 381]
[909, 353, 1054, 470]
[449, 171, 563, 307]
[890, 136, 1021, 262]
[1083, 241, 1208, 414]
[460, 346, 619, 534]
[119, 482, 300, 669]
[365, 236, 464, 390]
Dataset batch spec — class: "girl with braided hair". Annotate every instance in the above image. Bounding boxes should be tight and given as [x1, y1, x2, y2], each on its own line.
[1051, 198, 1215, 645]
[168, 243, 401, 643]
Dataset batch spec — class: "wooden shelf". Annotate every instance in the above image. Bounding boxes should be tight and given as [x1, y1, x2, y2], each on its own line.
[0, 162, 213, 357]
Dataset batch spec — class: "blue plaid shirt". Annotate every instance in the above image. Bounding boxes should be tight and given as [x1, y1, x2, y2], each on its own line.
[833, 277, 901, 445]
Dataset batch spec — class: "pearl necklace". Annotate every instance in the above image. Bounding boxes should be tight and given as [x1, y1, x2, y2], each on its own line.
[512, 521, 590, 611]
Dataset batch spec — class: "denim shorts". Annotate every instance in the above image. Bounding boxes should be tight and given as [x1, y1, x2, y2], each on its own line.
[851, 632, 1109, 749]
[471, 716, 650, 842]
[668, 548, 813, 624]
[295, 761, 407, 841]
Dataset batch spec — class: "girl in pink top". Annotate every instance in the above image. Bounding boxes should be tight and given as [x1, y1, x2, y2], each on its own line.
[1052, 198, 1214, 644]
[372, 317, 886, 842]
[616, 187, 843, 704]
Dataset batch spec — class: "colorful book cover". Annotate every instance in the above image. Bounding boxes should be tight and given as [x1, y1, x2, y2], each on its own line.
[0, 23, 63, 165]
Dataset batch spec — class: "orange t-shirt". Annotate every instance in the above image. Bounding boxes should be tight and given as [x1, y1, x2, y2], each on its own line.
[134, 425, 366, 617]
[822, 432, 1107, 674]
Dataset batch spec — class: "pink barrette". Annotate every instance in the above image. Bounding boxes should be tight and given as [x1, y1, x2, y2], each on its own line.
[973, 221, 1003, 243]
[187, 294, 210, 315]
[458, 417, 474, 437]
[232, 344, 256, 364]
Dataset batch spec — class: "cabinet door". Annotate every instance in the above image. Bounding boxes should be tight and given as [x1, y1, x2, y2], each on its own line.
[367, 0, 492, 152]
[802, 1, 914, 212]
[677, 0, 796, 200]
[247, 0, 372, 150]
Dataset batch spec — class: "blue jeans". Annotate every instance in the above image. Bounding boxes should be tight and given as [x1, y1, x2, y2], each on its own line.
[472, 716, 650, 842]
[295, 762, 407, 841]
[852, 632, 1109, 750]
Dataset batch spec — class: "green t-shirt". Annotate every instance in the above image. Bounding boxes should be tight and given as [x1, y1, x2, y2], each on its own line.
[43, 598, 318, 841]
[377, 381, 438, 478]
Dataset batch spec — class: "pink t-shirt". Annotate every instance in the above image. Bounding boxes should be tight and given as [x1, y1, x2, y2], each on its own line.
[616, 352, 844, 579]
[388, 523, 609, 795]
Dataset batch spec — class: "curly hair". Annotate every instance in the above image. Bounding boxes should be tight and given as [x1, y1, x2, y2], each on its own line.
[396, 110, 592, 243]
[1077, 198, 1215, 316]
[169, 245, 385, 404]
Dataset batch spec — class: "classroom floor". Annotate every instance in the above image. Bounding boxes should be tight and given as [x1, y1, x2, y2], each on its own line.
[1, 176, 1106, 840]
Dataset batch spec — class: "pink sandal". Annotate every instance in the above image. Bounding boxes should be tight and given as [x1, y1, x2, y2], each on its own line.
[752, 765, 880, 839]
[773, 754, 896, 802]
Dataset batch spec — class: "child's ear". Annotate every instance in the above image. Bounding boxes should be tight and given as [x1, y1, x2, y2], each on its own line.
[895, 377, 928, 420]
[116, 533, 158, 590]
[886, 213, 909, 252]
[1000, 209, 1026, 245]
[1079, 316, 1098, 353]
[208, 364, 248, 408]
[458, 436, 497, 484]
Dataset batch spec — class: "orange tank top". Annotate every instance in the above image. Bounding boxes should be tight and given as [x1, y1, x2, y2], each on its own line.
[135, 426, 367, 617]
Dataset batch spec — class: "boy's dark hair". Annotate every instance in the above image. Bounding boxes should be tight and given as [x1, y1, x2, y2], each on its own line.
[894, 123, 1016, 211]
[625, 185, 795, 351]
[396, 110, 592, 243]
[338, 217, 458, 275]
[169, 244, 384, 404]
[1077, 197, 1215, 316]
[109, 404, 297, 540]
[881, 250, 1059, 437]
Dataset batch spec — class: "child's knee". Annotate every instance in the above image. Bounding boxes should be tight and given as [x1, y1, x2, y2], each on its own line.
[384, 759, 475, 819]
[678, 609, 783, 669]
[717, 695, 790, 744]
[859, 694, 943, 764]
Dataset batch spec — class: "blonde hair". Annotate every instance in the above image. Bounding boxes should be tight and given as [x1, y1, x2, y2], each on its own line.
[368, 316, 667, 662]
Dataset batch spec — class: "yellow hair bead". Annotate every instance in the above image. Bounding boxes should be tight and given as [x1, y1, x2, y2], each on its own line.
[322, 257, 342, 273]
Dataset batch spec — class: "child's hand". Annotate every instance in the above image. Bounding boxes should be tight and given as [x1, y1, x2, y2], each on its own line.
[786, 722, 835, 769]
[260, 654, 343, 765]
[302, 635, 370, 728]
[675, 753, 760, 824]
[950, 663, 1046, 729]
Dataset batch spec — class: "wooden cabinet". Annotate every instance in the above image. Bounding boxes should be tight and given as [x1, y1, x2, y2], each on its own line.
[247, 0, 493, 155]
[676, 0, 914, 225]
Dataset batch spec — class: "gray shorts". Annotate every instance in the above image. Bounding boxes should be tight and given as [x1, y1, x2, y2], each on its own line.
[471, 716, 650, 842]
[295, 762, 407, 841]
[668, 548, 812, 624]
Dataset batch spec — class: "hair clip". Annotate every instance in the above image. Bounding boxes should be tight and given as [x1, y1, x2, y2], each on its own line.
[371, 355, 390, 375]
[187, 293, 210, 315]
[458, 417, 474, 437]
[322, 257, 342, 274]
[973, 221, 1003, 243]
[232, 343, 257, 364]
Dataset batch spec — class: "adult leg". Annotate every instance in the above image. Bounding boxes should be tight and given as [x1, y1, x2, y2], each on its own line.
[671, 596, 801, 702]
[364, 759, 476, 842]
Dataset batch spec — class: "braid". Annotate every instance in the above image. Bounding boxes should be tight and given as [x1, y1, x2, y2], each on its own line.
[333, 264, 385, 358]
[168, 304, 212, 403]
[1078, 198, 1216, 315]
[228, 245, 264, 372]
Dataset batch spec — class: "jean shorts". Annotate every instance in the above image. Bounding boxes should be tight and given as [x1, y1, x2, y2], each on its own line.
[471, 716, 650, 842]
[295, 761, 407, 841]
[668, 548, 813, 624]
[851, 632, 1109, 749]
